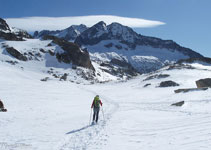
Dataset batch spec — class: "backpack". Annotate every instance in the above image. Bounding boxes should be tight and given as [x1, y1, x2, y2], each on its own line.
[94, 96, 100, 108]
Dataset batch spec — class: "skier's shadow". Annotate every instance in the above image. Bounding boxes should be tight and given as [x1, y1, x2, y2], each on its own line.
[66, 125, 92, 134]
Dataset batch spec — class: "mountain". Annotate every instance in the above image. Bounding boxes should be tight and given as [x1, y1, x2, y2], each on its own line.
[0, 18, 207, 82]
[34, 24, 88, 41]
[74, 21, 203, 73]
[75, 21, 202, 58]
[0, 18, 32, 40]
[0, 18, 97, 83]
[35, 21, 204, 74]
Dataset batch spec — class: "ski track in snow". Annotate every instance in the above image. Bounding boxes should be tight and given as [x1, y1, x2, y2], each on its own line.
[55, 87, 119, 150]
[56, 84, 211, 150]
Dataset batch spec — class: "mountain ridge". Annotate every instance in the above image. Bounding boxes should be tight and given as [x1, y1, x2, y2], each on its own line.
[0, 17, 208, 82]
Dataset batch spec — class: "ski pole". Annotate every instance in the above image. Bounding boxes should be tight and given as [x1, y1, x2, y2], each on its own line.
[101, 106, 105, 120]
[89, 108, 92, 125]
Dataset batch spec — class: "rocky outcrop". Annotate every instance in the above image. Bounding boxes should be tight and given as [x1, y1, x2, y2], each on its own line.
[143, 74, 170, 81]
[174, 87, 208, 93]
[0, 18, 10, 31]
[110, 58, 138, 76]
[0, 31, 24, 41]
[5, 47, 27, 61]
[43, 35, 94, 70]
[60, 73, 68, 81]
[177, 57, 211, 64]
[12, 27, 32, 39]
[0, 18, 29, 41]
[143, 83, 151, 87]
[158, 80, 179, 87]
[196, 78, 211, 88]
[167, 64, 195, 70]
[171, 101, 185, 107]
[40, 77, 49, 82]
[0, 99, 7, 112]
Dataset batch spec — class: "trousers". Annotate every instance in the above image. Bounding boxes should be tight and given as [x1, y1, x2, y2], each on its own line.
[93, 107, 100, 122]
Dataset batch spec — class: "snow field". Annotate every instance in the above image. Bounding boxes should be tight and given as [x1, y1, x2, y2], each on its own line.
[1, 40, 211, 149]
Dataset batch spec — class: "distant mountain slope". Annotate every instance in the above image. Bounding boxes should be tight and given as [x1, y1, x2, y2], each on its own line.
[34, 24, 88, 41]
[75, 21, 203, 73]
[75, 21, 203, 59]
[35, 21, 203, 73]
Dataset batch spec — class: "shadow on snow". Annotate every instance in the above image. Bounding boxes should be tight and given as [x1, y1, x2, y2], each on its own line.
[66, 124, 93, 135]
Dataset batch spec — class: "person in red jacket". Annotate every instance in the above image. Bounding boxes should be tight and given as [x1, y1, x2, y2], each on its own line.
[91, 95, 102, 123]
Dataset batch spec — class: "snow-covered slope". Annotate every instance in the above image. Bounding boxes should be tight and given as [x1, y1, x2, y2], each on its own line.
[1, 58, 211, 149]
[0, 37, 128, 83]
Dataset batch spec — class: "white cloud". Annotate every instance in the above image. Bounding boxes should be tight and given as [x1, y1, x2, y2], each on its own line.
[5, 15, 165, 32]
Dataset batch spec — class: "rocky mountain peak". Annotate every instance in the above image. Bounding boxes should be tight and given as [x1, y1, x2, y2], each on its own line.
[0, 18, 31, 41]
[0, 18, 11, 32]
[93, 21, 107, 31]
[107, 22, 138, 42]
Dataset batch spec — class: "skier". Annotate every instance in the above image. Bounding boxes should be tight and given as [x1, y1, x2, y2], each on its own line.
[91, 95, 102, 123]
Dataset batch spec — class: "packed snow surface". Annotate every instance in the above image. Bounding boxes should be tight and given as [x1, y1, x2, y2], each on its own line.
[0, 58, 211, 150]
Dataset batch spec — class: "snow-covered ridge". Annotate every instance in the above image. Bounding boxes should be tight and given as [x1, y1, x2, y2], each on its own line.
[34, 24, 88, 41]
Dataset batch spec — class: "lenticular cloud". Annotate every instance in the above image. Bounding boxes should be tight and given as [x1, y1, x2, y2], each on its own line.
[5, 15, 165, 32]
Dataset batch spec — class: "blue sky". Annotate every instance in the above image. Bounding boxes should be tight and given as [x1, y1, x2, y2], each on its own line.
[1, 0, 211, 57]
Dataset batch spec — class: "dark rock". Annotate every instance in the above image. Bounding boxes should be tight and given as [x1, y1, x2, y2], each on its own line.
[76, 69, 95, 80]
[196, 78, 211, 88]
[100, 62, 113, 68]
[40, 48, 46, 53]
[174, 87, 208, 93]
[111, 58, 129, 67]
[0, 18, 10, 31]
[53, 74, 59, 78]
[60, 73, 68, 81]
[171, 101, 185, 107]
[47, 43, 52, 46]
[0, 99, 7, 112]
[5, 60, 18, 65]
[47, 70, 53, 74]
[115, 45, 122, 50]
[48, 50, 55, 56]
[177, 57, 211, 64]
[35, 52, 41, 57]
[33, 31, 39, 37]
[6, 47, 27, 61]
[104, 43, 113, 48]
[40, 77, 49, 81]
[72, 65, 77, 69]
[158, 80, 179, 87]
[167, 64, 195, 70]
[0, 18, 29, 40]
[110, 58, 138, 76]
[28, 52, 34, 56]
[0, 108, 7, 112]
[12, 28, 32, 39]
[0, 100, 4, 109]
[143, 83, 151, 87]
[43, 35, 94, 70]
[144, 74, 170, 81]
[0, 31, 24, 41]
